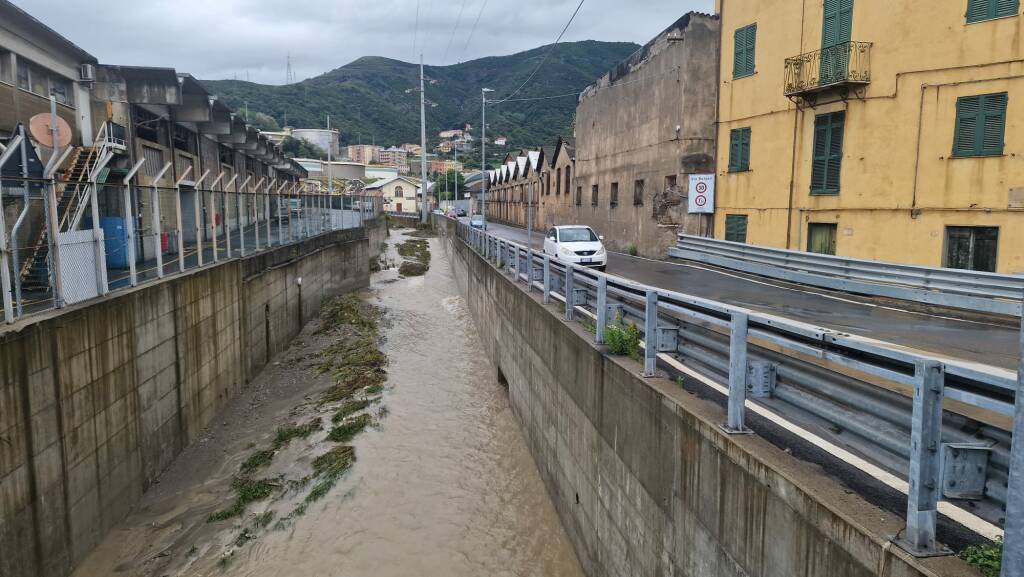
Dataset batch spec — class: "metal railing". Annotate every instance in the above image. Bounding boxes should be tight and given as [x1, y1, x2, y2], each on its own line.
[451, 217, 1023, 565]
[784, 41, 872, 97]
[670, 234, 1024, 317]
[0, 164, 382, 324]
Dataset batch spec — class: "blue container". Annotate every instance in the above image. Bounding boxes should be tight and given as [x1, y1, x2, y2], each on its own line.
[101, 216, 129, 269]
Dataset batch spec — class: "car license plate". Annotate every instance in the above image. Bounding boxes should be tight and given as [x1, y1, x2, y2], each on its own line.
[579, 258, 591, 264]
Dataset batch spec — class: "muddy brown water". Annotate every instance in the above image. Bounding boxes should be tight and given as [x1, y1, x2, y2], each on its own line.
[72, 231, 584, 577]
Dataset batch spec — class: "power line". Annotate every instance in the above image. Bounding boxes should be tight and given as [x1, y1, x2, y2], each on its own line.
[457, 0, 490, 64]
[442, 0, 469, 64]
[490, 0, 586, 104]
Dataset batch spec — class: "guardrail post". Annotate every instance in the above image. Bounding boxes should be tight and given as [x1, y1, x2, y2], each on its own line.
[564, 263, 575, 321]
[596, 276, 608, 344]
[497, 241, 504, 269]
[1001, 317, 1024, 577]
[900, 360, 946, 556]
[723, 312, 751, 433]
[643, 290, 658, 377]
[0, 184, 13, 322]
[543, 255, 552, 304]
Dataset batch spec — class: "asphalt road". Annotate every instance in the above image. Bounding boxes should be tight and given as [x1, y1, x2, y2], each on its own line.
[471, 219, 1019, 369]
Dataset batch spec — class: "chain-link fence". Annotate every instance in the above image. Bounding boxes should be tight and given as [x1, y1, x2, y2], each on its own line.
[1, 178, 377, 325]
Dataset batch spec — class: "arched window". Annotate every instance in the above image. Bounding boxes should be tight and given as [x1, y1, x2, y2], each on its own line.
[395, 186, 404, 198]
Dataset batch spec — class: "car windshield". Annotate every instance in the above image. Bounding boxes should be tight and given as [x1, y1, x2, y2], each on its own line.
[471, 215, 483, 222]
[559, 228, 598, 243]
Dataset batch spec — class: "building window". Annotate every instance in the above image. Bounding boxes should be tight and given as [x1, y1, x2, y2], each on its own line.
[173, 125, 197, 154]
[967, 0, 1019, 23]
[728, 127, 752, 172]
[665, 174, 677, 191]
[610, 182, 619, 207]
[16, 59, 29, 90]
[633, 180, 645, 206]
[811, 111, 845, 195]
[946, 226, 998, 272]
[142, 146, 165, 178]
[733, 24, 757, 79]
[565, 167, 572, 198]
[219, 144, 234, 166]
[807, 223, 838, 255]
[134, 105, 164, 145]
[725, 214, 748, 243]
[556, 167, 562, 195]
[545, 174, 551, 196]
[953, 93, 1007, 157]
[50, 76, 73, 106]
[575, 186, 582, 206]
[395, 186, 404, 198]
[591, 184, 599, 206]
[0, 51, 12, 84]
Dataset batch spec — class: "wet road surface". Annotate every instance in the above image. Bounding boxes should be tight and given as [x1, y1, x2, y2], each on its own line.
[472, 219, 1018, 369]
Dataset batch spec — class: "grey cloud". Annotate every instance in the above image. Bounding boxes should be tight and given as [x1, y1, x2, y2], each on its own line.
[12, 0, 714, 83]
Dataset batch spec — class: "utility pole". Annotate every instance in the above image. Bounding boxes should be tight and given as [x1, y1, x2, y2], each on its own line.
[454, 145, 459, 212]
[327, 115, 333, 195]
[419, 55, 429, 224]
[481, 88, 493, 225]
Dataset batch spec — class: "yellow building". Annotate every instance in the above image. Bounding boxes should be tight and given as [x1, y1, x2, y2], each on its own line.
[716, 0, 1024, 273]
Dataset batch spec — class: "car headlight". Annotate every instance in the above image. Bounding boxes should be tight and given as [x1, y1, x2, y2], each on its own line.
[559, 246, 574, 256]
[596, 247, 606, 256]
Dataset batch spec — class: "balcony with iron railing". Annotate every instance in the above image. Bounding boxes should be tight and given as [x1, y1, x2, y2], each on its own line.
[784, 41, 872, 99]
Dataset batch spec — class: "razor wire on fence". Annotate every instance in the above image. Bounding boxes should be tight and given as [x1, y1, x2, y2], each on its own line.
[0, 173, 381, 325]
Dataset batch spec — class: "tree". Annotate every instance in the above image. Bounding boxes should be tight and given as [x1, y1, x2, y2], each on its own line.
[281, 136, 328, 160]
[248, 111, 281, 132]
[432, 169, 466, 201]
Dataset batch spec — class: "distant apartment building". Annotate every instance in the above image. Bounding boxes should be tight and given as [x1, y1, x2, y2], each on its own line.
[400, 143, 422, 155]
[492, 136, 508, 147]
[346, 144, 381, 164]
[439, 129, 463, 139]
[483, 12, 720, 257]
[715, 0, 1024, 273]
[292, 127, 339, 158]
[429, 158, 462, 174]
[377, 146, 409, 172]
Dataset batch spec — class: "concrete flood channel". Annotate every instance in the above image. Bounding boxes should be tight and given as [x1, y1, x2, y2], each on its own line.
[71, 224, 583, 577]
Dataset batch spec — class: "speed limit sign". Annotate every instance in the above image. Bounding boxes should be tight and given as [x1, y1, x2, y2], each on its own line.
[688, 174, 715, 214]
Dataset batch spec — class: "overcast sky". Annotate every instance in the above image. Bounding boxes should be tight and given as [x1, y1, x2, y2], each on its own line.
[13, 0, 714, 84]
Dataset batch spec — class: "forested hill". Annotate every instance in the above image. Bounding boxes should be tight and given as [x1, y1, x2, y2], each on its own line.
[201, 41, 639, 149]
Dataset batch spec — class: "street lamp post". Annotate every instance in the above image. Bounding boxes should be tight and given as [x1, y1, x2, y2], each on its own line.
[481, 88, 494, 227]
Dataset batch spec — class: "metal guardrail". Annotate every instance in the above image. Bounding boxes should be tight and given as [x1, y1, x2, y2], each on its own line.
[670, 234, 1024, 317]
[451, 217, 1024, 565]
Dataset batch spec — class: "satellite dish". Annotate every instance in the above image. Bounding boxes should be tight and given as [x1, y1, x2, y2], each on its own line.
[29, 113, 73, 149]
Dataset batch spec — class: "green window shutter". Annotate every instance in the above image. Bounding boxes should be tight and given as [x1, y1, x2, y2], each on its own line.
[811, 112, 844, 194]
[734, 25, 756, 78]
[728, 129, 741, 171]
[954, 93, 1007, 156]
[826, 114, 845, 192]
[982, 93, 1008, 155]
[725, 215, 748, 243]
[967, 0, 990, 21]
[744, 25, 757, 76]
[729, 128, 752, 172]
[968, 0, 1019, 22]
[741, 128, 751, 170]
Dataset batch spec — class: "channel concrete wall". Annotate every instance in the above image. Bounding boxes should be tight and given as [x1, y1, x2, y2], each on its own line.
[437, 217, 978, 577]
[0, 226, 374, 577]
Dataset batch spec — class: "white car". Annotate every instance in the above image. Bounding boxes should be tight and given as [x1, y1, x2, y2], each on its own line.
[470, 214, 487, 229]
[544, 225, 607, 271]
